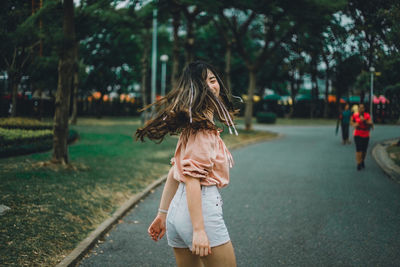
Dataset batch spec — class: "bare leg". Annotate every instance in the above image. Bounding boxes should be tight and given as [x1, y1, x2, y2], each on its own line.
[356, 151, 364, 170]
[173, 248, 204, 267]
[200, 241, 237, 267]
[361, 151, 367, 161]
[356, 152, 363, 164]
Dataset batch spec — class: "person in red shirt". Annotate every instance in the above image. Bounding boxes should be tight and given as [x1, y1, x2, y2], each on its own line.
[351, 103, 373, 170]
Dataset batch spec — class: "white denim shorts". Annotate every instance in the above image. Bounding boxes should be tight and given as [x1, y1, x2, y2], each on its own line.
[166, 183, 230, 249]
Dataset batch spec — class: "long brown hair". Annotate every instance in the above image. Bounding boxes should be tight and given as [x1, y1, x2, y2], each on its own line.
[135, 61, 237, 143]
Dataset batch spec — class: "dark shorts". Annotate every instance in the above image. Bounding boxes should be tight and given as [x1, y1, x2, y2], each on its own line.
[354, 136, 369, 152]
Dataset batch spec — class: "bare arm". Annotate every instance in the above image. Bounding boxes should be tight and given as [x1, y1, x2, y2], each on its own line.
[185, 176, 211, 257]
[159, 167, 180, 211]
[350, 117, 358, 127]
[366, 118, 374, 129]
[148, 167, 179, 241]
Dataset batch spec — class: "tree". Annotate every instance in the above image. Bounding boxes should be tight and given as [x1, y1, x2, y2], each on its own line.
[383, 2, 400, 53]
[0, 1, 39, 117]
[212, 16, 235, 90]
[181, 5, 201, 63]
[220, 1, 343, 129]
[133, 3, 156, 109]
[347, 0, 393, 69]
[69, 42, 79, 125]
[346, 0, 395, 103]
[52, 0, 76, 164]
[170, 0, 182, 90]
[78, 2, 142, 116]
[332, 54, 364, 106]
[220, 8, 285, 130]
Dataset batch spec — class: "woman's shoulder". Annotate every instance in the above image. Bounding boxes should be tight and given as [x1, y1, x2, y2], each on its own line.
[185, 128, 219, 137]
[179, 128, 218, 145]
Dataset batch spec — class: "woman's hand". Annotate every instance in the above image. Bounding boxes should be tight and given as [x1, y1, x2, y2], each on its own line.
[148, 214, 166, 242]
[192, 229, 211, 256]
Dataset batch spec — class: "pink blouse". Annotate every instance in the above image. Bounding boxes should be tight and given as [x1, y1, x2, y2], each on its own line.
[170, 129, 234, 188]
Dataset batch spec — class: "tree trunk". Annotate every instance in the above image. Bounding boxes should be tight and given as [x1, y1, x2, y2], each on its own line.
[323, 74, 330, 118]
[310, 59, 318, 118]
[171, 8, 180, 91]
[184, 16, 194, 64]
[10, 74, 19, 117]
[70, 43, 79, 125]
[289, 72, 297, 118]
[70, 70, 79, 125]
[360, 90, 365, 104]
[322, 54, 330, 118]
[244, 68, 256, 130]
[141, 31, 150, 108]
[335, 88, 342, 118]
[225, 42, 232, 90]
[140, 31, 151, 125]
[52, 0, 75, 165]
[323, 59, 330, 118]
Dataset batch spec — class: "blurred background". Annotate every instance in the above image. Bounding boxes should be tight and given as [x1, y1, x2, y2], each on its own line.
[0, 0, 399, 122]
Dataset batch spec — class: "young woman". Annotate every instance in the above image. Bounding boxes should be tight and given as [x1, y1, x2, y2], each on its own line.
[136, 61, 237, 267]
[351, 103, 373, 170]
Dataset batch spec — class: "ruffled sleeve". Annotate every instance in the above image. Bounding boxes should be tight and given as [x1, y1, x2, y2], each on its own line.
[180, 130, 216, 181]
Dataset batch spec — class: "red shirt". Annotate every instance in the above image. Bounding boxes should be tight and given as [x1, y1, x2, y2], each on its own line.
[352, 112, 371, 137]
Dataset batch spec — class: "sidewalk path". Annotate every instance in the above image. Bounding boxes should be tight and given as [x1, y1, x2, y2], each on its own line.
[79, 125, 400, 266]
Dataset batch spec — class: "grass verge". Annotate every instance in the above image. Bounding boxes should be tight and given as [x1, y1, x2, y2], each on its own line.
[387, 144, 400, 167]
[235, 117, 337, 126]
[0, 117, 276, 267]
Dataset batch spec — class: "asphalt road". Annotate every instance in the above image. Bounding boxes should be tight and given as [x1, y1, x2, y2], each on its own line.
[79, 124, 400, 267]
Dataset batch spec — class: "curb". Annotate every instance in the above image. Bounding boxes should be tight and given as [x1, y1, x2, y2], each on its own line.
[56, 133, 281, 267]
[56, 175, 167, 267]
[372, 138, 400, 184]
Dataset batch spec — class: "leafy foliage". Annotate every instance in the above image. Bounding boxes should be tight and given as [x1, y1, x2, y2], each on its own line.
[256, 112, 277, 124]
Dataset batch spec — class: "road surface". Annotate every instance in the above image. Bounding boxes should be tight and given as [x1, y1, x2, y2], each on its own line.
[79, 124, 400, 266]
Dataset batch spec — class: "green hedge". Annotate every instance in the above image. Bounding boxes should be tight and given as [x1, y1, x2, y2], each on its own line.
[0, 129, 79, 158]
[256, 112, 277, 124]
[0, 128, 53, 146]
[0, 117, 52, 130]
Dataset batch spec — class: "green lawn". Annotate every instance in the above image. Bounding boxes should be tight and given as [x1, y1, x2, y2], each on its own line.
[276, 118, 337, 125]
[0, 117, 276, 266]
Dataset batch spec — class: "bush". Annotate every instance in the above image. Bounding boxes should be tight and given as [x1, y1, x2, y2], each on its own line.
[256, 112, 277, 124]
[0, 129, 78, 158]
[0, 128, 53, 146]
[0, 117, 52, 130]
[0, 117, 79, 157]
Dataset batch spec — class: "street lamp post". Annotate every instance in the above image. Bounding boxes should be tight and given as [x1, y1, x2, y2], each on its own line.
[160, 55, 169, 97]
[369, 66, 375, 120]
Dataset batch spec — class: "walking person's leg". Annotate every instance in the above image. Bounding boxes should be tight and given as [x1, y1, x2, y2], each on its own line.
[354, 136, 363, 170]
[361, 137, 369, 168]
[343, 123, 350, 144]
[341, 122, 346, 144]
